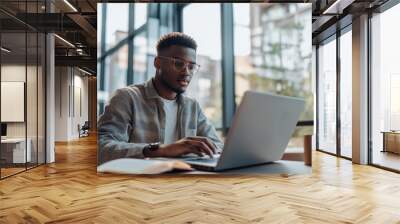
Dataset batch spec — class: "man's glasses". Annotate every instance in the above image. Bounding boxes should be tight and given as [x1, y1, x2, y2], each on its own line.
[157, 56, 200, 74]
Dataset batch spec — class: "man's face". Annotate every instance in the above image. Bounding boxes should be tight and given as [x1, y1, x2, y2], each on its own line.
[155, 45, 197, 94]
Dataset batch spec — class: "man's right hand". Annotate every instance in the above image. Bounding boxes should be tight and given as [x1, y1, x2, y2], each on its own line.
[144, 137, 216, 158]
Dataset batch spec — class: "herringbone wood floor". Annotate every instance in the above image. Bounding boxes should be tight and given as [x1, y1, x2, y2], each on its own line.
[1, 135, 400, 224]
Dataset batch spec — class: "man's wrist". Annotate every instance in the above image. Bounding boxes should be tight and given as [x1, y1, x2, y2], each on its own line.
[143, 143, 164, 157]
[143, 147, 154, 157]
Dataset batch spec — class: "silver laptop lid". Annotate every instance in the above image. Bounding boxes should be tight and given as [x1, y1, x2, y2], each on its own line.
[215, 91, 305, 171]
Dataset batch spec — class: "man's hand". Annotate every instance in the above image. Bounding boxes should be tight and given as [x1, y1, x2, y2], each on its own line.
[144, 137, 217, 158]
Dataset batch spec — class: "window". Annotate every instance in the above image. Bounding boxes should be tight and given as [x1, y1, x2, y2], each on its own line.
[183, 4, 223, 128]
[98, 3, 151, 114]
[105, 3, 129, 51]
[234, 3, 313, 149]
[135, 3, 148, 29]
[339, 29, 352, 158]
[133, 32, 148, 84]
[107, 46, 128, 97]
[317, 37, 337, 154]
[371, 4, 400, 171]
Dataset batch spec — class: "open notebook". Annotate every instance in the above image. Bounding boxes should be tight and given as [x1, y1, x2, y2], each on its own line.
[97, 158, 193, 174]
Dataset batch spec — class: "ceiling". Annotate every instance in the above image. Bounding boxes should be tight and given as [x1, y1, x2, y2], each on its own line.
[0, 0, 97, 74]
[311, 0, 390, 43]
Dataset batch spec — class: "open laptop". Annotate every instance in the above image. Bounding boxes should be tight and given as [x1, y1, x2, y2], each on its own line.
[179, 91, 305, 172]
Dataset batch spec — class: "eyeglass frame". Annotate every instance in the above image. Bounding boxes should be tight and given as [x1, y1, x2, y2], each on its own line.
[156, 56, 201, 74]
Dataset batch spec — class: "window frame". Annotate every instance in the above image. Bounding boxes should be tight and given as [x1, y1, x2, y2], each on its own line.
[180, 3, 314, 134]
[315, 23, 352, 160]
[98, 3, 149, 115]
[368, 0, 400, 173]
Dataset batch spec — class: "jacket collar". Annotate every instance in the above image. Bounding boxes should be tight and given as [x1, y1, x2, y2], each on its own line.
[144, 78, 185, 104]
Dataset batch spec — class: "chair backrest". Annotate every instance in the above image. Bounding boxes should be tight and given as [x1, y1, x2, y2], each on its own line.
[82, 121, 90, 129]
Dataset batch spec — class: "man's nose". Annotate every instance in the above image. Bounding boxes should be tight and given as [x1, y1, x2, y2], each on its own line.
[181, 65, 191, 75]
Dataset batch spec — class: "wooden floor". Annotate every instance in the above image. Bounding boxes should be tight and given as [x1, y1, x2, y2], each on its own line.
[1, 135, 400, 223]
[1, 167, 25, 178]
[1, 163, 45, 178]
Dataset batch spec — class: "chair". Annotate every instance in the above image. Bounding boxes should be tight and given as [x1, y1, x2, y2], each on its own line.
[281, 135, 312, 166]
[78, 121, 90, 138]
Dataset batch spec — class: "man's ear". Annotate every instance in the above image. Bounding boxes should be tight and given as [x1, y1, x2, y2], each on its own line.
[154, 56, 161, 69]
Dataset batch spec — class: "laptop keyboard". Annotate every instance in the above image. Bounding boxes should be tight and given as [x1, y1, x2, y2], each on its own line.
[184, 157, 219, 163]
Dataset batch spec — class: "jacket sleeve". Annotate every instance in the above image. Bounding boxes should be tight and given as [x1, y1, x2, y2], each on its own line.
[97, 88, 147, 165]
[195, 101, 224, 153]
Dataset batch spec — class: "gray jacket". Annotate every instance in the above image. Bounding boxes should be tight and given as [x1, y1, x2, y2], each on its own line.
[98, 79, 224, 164]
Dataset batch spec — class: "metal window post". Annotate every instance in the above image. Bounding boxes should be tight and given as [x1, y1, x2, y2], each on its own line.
[100, 4, 107, 91]
[336, 29, 341, 157]
[220, 3, 236, 134]
[127, 3, 135, 85]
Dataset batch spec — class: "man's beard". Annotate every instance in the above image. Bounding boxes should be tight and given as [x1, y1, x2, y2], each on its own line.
[160, 73, 185, 95]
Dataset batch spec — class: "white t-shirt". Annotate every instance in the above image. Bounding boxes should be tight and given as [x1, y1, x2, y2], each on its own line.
[161, 98, 179, 144]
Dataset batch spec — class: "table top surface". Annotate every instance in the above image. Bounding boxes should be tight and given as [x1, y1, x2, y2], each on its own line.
[381, 131, 400, 134]
[1, 138, 28, 143]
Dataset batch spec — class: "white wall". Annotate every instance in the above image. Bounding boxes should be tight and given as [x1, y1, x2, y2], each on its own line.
[54, 67, 89, 141]
[55, 66, 69, 141]
[352, 14, 369, 164]
[72, 72, 89, 138]
[46, 33, 55, 163]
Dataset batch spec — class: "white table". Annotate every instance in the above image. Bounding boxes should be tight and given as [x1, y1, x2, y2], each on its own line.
[1, 138, 31, 163]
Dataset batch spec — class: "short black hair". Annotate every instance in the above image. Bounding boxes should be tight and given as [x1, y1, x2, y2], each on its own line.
[156, 32, 197, 53]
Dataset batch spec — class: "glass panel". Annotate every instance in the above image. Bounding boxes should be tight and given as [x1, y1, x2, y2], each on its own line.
[98, 56, 111, 116]
[340, 30, 352, 158]
[133, 32, 147, 84]
[234, 3, 313, 150]
[135, 3, 148, 29]
[318, 38, 337, 154]
[146, 17, 158, 80]
[106, 45, 128, 98]
[371, 4, 400, 171]
[105, 3, 129, 51]
[25, 0, 44, 168]
[0, 1, 46, 178]
[27, 31, 38, 169]
[183, 3, 223, 128]
[38, 33, 45, 165]
[1, 31, 27, 177]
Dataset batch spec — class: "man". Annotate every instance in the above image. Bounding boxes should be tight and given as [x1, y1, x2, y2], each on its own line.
[98, 32, 224, 165]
